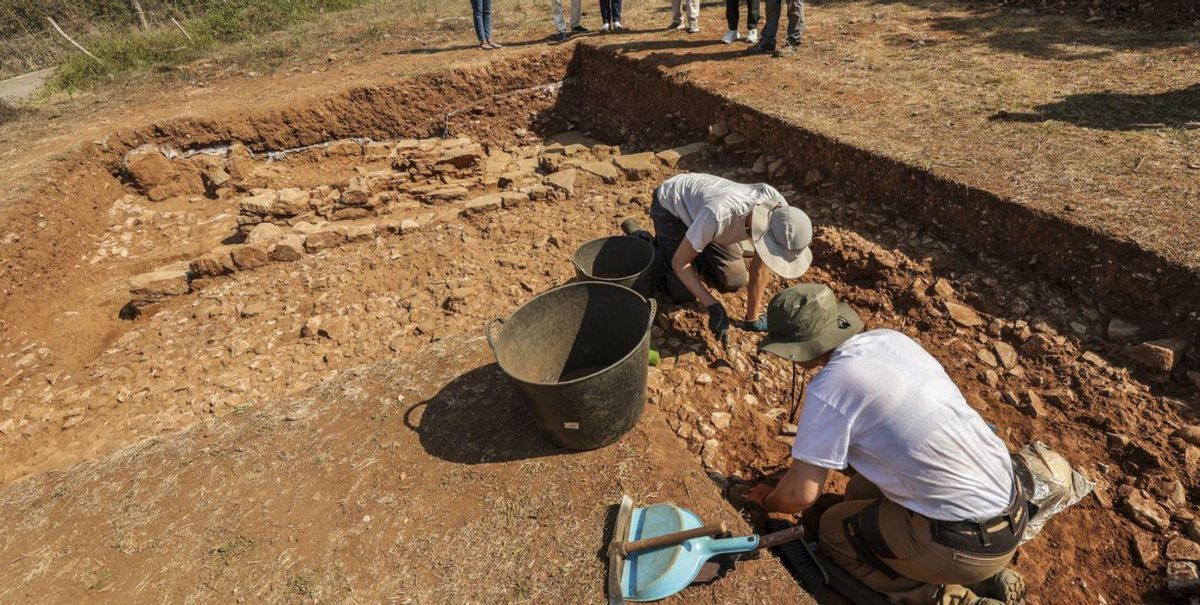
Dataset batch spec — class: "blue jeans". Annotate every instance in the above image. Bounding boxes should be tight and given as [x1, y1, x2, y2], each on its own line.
[599, 0, 622, 23]
[760, 0, 804, 50]
[470, 0, 493, 42]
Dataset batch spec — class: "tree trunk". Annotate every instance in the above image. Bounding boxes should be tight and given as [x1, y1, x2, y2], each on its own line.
[129, 0, 149, 29]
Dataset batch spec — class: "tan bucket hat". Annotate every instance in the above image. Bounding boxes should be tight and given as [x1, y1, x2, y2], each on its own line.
[750, 190, 813, 279]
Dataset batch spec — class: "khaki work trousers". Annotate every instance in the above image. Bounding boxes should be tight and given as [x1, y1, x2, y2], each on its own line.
[819, 475, 1016, 605]
[671, 0, 701, 26]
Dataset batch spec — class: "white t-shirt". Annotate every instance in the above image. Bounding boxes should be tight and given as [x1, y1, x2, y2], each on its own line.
[792, 329, 1015, 522]
[656, 174, 782, 252]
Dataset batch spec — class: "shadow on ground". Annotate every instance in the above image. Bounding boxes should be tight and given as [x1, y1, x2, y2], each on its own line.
[405, 362, 564, 464]
[811, 0, 1196, 60]
[991, 84, 1200, 131]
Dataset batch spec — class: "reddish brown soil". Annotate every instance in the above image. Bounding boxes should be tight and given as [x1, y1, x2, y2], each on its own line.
[0, 2, 1195, 603]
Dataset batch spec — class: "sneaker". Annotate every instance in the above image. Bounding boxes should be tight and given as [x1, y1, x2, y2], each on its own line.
[746, 28, 759, 44]
[613, 21, 624, 31]
[687, 21, 700, 33]
[721, 29, 741, 43]
[571, 25, 588, 33]
[969, 569, 1027, 605]
[600, 22, 611, 32]
[668, 19, 682, 29]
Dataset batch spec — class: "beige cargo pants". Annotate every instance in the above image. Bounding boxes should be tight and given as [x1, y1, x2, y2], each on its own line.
[671, 0, 700, 27]
[819, 475, 1016, 605]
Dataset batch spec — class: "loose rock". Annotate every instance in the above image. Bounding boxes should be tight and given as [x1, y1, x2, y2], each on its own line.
[1167, 538, 1200, 562]
[944, 301, 983, 327]
[1125, 490, 1172, 531]
[1129, 338, 1187, 373]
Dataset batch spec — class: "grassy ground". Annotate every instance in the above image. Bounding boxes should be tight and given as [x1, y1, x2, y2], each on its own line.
[13, 0, 549, 91]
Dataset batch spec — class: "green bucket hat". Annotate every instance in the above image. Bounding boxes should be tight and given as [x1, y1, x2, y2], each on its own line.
[758, 284, 864, 362]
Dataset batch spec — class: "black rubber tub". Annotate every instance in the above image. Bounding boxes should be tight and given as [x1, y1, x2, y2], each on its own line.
[487, 281, 656, 450]
[571, 235, 657, 298]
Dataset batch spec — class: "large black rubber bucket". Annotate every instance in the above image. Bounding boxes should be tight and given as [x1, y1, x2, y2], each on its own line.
[571, 236, 656, 297]
[487, 282, 656, 450]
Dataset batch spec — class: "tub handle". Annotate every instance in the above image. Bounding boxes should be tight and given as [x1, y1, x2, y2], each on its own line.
[645, 297, 658, 332]
[485, 317, 505, 353]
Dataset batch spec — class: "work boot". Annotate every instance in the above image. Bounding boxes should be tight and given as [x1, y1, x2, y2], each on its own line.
[621, 218, 653, 243]
[968, 569, 1026, 605]
[943, 585, 1005, 605]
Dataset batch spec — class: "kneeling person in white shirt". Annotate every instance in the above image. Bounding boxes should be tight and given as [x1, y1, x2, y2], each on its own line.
[747, 284, 1028, 605]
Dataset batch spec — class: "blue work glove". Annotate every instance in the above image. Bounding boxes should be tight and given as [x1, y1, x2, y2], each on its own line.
[707, 303, 730, 345]
[737, 316, 768, 332]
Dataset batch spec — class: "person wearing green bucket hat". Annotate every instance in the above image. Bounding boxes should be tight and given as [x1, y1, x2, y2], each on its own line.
[746, 284, 1029, 605]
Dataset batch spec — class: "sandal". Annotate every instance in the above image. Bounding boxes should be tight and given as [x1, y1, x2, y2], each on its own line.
[488, 41, 503, 48]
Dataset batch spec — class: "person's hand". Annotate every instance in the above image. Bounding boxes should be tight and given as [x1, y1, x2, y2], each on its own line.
[735, 316, 768, 332]
[706, 303, 729, 343]
[747, 483, 774, 509]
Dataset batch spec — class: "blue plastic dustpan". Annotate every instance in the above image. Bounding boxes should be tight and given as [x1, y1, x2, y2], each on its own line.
[621, 503, 760, 602]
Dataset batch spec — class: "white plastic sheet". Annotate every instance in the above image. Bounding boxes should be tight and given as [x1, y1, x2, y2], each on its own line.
[1014, 441, 1095, 545]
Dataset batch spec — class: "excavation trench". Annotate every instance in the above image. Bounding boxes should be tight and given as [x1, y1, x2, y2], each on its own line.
[0, 46, 1195, 603]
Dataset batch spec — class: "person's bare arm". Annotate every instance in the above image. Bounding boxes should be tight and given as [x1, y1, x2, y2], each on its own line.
[744, 254, 772, 321]
[671, 242, 718, 307]
[748, 460, 830, 515]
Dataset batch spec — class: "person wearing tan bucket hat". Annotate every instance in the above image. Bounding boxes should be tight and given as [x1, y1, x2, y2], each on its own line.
[637, 173, 813, 347]
[746, 284, 1029, 605]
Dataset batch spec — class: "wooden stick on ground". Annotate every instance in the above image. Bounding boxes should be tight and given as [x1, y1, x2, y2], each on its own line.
[171, 17, 194, 43]
[129, 0, 150, 29]
[45, 17, 100, 63]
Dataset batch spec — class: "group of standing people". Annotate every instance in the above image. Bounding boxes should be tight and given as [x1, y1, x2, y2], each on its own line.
[467, 0, 806, 57]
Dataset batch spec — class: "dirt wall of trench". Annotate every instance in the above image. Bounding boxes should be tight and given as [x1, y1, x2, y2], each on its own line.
[566, 43, 1200, 356]
[0, 49, 574, 359]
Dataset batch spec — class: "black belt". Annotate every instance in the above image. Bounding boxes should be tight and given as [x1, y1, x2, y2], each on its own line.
[930, 478, 1029, 555]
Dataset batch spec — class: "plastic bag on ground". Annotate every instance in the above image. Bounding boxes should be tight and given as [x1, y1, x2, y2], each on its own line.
[1013, 441, 1094, 545]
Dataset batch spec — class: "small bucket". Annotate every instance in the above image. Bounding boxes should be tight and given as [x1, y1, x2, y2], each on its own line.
[487, 282, 656, 450]
[571, 236, 656, 298]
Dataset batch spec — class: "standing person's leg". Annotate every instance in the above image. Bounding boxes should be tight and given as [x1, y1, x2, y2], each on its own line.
[688, 0, 701, 29]
[670, 0, 683, 27]
[747, 0, 760, 32]
[482, 0, 494, 45]
[570, 0, 583, 30]
[599, 0, 610, 27]
[760, 0, 780, 50]
[725, 0, 739, 32]
[551, 0, 567, 34]
[612, 0, 621, 25]
[785, 0, 804, 45]
[470, 0, 486, 44]
[695, 243, 749, 292]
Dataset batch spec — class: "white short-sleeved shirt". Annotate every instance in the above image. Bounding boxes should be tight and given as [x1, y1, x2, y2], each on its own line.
[656, 174, 781, 252]
[792, 329, 1015, 522]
